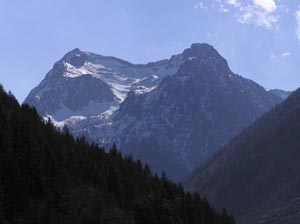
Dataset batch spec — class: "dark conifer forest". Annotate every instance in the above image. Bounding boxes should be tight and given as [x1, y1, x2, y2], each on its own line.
[0, 84, 234, 224]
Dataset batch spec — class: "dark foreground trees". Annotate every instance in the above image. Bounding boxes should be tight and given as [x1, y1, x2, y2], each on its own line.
[0, 85, 234, 224]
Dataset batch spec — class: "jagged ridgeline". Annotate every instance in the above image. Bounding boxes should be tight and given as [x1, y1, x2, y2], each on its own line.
[0, 85, 234, 224]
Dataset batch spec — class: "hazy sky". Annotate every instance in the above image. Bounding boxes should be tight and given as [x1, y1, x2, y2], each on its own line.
[1, 0, 300, 102]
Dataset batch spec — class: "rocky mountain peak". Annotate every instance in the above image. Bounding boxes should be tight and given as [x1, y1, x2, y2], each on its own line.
[179, 43, 229, 72]
[190, 43, 215, 51]
[184, 43, 224, 58]
[61, 48, 93, 68]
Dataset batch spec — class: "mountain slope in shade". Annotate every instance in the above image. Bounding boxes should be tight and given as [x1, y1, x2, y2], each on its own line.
[185, 89, 300, 224]
[93, 44, 280, 180]
[24, 43, 282, 181]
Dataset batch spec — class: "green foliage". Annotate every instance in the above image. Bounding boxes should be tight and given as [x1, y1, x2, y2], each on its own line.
[0, 86, 235, 224]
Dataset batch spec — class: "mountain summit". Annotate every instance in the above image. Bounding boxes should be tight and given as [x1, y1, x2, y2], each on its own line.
[24, 43, 282, 180]
[182, 43, 227, 63]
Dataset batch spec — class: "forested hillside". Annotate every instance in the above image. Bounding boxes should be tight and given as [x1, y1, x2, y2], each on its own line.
[0, 84, 234, 224]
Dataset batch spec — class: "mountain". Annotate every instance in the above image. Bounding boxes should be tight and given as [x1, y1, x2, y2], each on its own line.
[268, 88, 291, 100]
[0, 85, 235, 224]
[185, 89, 300, 224]
[24, 43, 282, 181]
[107, 44, 282, 180]
[24, 48, 185, 121]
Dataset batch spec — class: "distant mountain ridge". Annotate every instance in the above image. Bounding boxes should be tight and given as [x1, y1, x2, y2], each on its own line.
[268, 88, 291, 100]
[24, 43, 282, 180]
[185, 89, 300, 224]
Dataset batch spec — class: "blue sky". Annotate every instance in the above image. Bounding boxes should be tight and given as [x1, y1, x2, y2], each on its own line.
[1, 0, 300, 102]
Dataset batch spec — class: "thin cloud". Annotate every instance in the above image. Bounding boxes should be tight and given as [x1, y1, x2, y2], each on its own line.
[281, 52, 291, 58]
[296, 7, 300, 42]
[219, 4, 230, 13]
[253, 0, 277, 12]
[194, 2, 207, 11]
[237, 4, 278, 28]
[216, 0, 279, 29]
[270, 52, 291, 60]
[226, 0, 240, 7]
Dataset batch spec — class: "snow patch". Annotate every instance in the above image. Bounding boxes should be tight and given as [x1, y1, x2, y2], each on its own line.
[63, 61, 106, 78]
[51, 100, 119, 122]
[134, 86, 158, 95]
